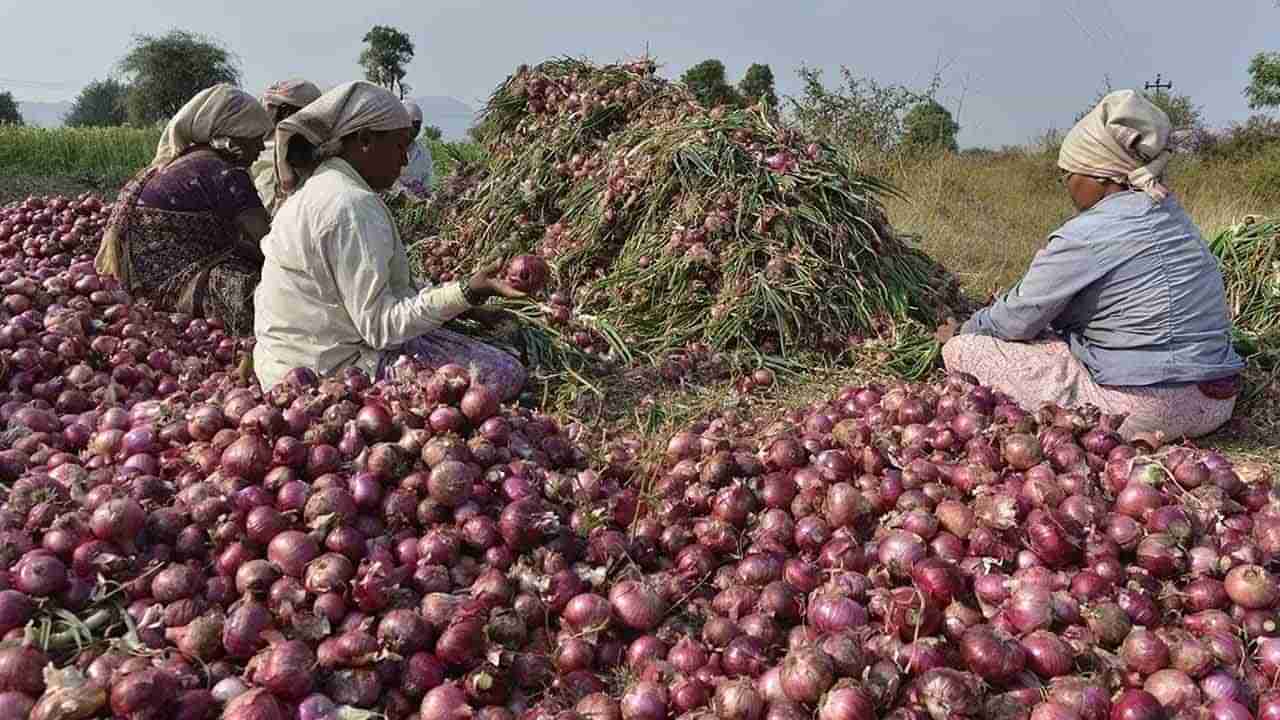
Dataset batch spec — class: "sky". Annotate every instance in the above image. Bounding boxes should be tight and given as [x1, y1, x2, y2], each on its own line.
[1, 0, 1275, 147]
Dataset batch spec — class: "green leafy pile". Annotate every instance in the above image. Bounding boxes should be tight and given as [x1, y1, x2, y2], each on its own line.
[403, 58, 963, 366]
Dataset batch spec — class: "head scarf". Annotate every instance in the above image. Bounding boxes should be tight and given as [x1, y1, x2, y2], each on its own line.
[1058, 89, 1174, 201]
[262, 79, 322, 112]
[404, 100, 424, 125]
[151, 84, 271, 169]
[273, 80, 412, 195]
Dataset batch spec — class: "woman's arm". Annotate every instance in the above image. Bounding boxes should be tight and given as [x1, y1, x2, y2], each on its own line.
[329, 197, 474, 350]
[961, 233, 1106, 341]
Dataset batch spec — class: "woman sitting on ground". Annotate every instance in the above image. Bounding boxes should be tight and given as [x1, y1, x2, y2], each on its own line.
[395, 100, 434, 198]
[96, 84, 272, 337]
[253, 81, 527, 399]
[251, 78, 323, 214]
[942, 90, 1243, 441]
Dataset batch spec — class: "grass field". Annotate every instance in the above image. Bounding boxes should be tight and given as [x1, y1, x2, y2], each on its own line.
[879, 146, 1280, 296]
[2, 126, 1277, 463]
[0, 125, 478, 203]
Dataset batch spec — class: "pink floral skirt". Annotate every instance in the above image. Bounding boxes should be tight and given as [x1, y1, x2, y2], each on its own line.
[379, 328, 527, 402]
[942, 335, 1235, 440]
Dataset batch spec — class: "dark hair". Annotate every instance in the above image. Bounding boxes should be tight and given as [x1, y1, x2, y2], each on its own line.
[285, 136, 318, 169]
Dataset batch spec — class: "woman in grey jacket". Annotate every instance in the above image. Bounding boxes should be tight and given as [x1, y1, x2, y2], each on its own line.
[942, 90, 1243, 440]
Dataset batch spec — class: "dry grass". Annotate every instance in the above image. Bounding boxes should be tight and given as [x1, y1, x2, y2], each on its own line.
[879, 149, 1280, 297]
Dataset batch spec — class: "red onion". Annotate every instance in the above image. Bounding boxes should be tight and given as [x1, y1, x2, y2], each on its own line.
[713, 678, 763, 720]
[420, 682, 473, 720]
[1225, 563, 1278, 609]
[1143, 668, 1200, 712]
[817, 680, 875, 720]
[609, 580, 666, 631]
[621, 681, 669, 720]
[780, 646, 836, 704]
[959, 625, 1025, 683]
[1121, 628, 1170, 675]
[253, 640, 316, 700]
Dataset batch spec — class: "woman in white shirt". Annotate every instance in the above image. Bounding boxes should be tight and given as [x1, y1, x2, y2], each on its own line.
[397, 100, 434, 197]
[253, 81, 526, 399]
[251, 79, 322, 214]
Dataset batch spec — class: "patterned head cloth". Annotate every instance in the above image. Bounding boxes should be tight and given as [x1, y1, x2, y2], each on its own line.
[262, 79, 322, 112]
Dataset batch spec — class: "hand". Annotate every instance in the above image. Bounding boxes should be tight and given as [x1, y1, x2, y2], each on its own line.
[465, 306, 517, 330]
[934, 316, 960, 344]
[467, 261, 528, 302]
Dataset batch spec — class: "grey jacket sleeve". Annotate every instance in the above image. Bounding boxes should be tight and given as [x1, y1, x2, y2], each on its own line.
[960, 233, 1106, 341]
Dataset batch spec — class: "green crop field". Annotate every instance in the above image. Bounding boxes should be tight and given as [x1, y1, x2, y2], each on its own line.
[0, 126, 480, 202]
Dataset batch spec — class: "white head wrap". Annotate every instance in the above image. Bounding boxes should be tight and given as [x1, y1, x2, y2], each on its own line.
[1058, 89, 1174, 201]
[404, 100, 424, 125]
[262, 79, 322, 112]
[273, 81, 412, 195]
[151, 84, 271, 169]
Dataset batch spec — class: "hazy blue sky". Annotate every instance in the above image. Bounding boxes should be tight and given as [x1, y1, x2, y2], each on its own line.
[1, 0, 1275, 147]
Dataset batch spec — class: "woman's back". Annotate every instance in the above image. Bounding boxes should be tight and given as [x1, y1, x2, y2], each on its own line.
[1050, 191, 1241, 385]
[137, 149, 262, 222]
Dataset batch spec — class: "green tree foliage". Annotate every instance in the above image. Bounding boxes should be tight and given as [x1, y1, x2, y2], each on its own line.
[788, 65, 940, 155]
[421, 124, 443, 141]
[902, 99, 960, 152]
[739, 63, 778, 109]
[680, 59, 741, 108]
[0, 91, 22, 125]
[1075, 79, 1202, 133]
[65, 78, 129, 127]
[1246, 52, 1280, 110]
[118, 30, 240, 126]
[1144, 89, 1203, 132]
[360, 26, 415, 99]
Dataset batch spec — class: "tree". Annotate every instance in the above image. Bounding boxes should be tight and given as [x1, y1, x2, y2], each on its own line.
[788, 65, 940, 155]
[421, 124, 443, 141]
[359, 26, 414, 99]
[739, 63, 778, 109]
[1144, 89, 1203, 133]
[0, 91, 21, 125]
[1075, 78, 1202, 133]
[118, 30, 240, 126]
[681, 59, 740, 108]
[1246, 52, 1280, 110]
[64, 78, 128, 127]
[902, 99, 960, 152]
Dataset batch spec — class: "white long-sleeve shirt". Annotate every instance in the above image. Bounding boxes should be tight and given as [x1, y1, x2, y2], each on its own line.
[250, 140, 278, 212]
[253, 157, 471, 389]
[398, 141, 433, 190]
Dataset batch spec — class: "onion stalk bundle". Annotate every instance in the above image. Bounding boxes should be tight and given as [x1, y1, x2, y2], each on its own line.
[401, 57, 965, 370]
[1208, 215, 1280, 365]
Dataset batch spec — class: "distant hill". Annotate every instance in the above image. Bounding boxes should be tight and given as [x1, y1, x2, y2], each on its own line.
[16, 101, 73, 128]
[410, 96, 477, 141]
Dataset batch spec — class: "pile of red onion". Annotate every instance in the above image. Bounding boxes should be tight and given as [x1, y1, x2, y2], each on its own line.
[0, 193, 1276, 720]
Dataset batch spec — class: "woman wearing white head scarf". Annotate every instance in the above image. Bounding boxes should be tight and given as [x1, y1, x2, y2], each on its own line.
[941, 90, 1243, 441]
[95, 84, 272, 337]
[395, 99, 434, 197]
[252, 79, 323, 213]
[253, 81, 527, 398]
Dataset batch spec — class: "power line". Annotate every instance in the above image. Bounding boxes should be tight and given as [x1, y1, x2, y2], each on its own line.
[1061, 5, 1105, 54]
[1099, 0, 1146, 74]
[1099, 0, 1142, 58]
